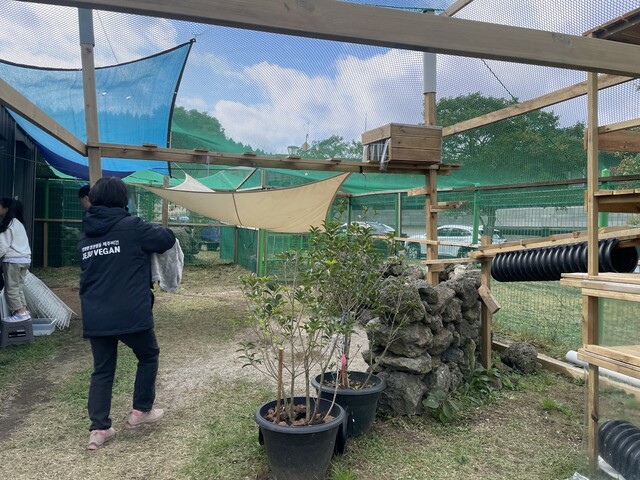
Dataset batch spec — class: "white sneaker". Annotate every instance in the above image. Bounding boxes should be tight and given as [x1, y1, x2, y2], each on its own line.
[4, 313, 29, 323]
[125, 408, 164, 429]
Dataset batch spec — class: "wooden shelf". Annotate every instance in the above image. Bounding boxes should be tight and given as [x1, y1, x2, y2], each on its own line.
[578, 344, 640, 378]
[594, 189, 640, 213]
[560, 273, 640, 302]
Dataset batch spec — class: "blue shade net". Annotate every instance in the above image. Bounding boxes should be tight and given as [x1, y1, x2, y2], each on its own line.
[0, 41, 193, 179]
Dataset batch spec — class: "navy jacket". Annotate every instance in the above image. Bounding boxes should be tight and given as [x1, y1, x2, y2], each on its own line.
[78, 206, 175, 338]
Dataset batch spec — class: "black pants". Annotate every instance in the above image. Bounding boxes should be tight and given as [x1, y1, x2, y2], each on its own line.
[88, 328, 160, 431]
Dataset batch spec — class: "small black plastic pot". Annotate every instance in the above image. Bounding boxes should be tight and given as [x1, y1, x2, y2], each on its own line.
[311, 371, 386, 437]
[255, 396, 346, 480]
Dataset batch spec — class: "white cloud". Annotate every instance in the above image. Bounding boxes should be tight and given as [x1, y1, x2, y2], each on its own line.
[208, 49, 425, 153]
[0, 2, 178, 68]
[177, 96, 209, 112]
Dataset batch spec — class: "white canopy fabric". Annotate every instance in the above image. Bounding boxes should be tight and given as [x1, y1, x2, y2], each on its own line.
[138, 173, 349, 233]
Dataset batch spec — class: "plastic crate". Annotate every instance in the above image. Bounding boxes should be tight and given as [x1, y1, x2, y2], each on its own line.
[32, 318, 56, 336]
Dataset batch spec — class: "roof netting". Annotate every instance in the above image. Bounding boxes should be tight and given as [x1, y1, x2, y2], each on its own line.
[0, 0, 638, 193]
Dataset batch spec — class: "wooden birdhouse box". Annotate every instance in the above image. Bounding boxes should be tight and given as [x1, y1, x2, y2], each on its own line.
[361, 123, 442, 167]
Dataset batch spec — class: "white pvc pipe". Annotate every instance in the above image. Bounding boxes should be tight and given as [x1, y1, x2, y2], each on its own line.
[566, 350, 640, 389]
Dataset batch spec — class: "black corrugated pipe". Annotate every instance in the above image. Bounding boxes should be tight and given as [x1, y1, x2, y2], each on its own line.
[599, 420, 640, 480]
[490, 238, 638, 282]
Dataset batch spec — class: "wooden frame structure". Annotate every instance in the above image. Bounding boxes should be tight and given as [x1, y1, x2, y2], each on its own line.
[2, 2, 640, 474]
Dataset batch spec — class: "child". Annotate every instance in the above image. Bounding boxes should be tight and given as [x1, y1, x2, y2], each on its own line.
[0, 198, 31, 322]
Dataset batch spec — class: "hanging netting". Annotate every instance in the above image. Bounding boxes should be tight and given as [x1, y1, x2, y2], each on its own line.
[0, 40, 192, 179]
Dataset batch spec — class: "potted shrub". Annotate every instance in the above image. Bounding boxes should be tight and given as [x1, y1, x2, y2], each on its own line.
[306, 220, 392, 436]
[240, 250, 347, 480]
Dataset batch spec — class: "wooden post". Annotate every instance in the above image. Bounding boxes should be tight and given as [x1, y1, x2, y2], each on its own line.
[585, 67, 600, 472]
[78, 9, 102, 185]
[43, 178, 49, 268]
[479, 235, 492, 369]
[161, 175, 169, 227]
[423, 22, 439, 285]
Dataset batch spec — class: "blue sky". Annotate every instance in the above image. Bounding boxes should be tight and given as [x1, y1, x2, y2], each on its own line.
[0, 0, 637, 154]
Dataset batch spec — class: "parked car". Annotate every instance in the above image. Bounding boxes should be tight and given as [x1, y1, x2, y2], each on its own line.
[402, 224, 506, 259]
[339, 221, 395, 236]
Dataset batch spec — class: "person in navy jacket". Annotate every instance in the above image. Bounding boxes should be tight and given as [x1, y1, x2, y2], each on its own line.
[78, 177, 175, 450]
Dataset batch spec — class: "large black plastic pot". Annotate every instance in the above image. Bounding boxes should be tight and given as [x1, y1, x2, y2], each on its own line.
[255, 397, 346, 480]
[311, 371, 386, 437]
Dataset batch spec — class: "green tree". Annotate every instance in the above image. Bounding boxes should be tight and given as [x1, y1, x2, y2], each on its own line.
[170, 106, 265, 154]
[437, 93, 587, 184]
[301, 135, 362, 161]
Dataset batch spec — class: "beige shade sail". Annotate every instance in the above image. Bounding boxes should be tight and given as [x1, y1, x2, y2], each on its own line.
[137, 173, 349, 233]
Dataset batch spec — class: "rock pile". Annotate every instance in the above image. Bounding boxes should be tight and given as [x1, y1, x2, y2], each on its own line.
[363, 260, 483, 416]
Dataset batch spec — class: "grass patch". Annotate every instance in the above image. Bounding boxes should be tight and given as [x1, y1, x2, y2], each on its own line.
[0, 326, 78, 390]
[180, 380, 273, 479]
[539, 398, 576, 418]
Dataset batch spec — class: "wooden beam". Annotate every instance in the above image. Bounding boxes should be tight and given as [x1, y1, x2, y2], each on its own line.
[599, 117, 640, 134]
[0, 77, 86, 155]
[596, 130, 640, 153]
[441, 0, 474, 17]
[79, 9, 102, 183]
[21, 0, 640, 76]
[472, 225, 638, 257]
[479, 236, 492, 370]
[92, 141, 459, 175]
[443, 74, 631, 137]
[478, 284, 501, 315]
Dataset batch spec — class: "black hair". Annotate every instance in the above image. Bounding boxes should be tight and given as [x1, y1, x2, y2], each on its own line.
[78, 184, 90, 198]
[88, 177, 129, 209]
[0, 197, 25, 233]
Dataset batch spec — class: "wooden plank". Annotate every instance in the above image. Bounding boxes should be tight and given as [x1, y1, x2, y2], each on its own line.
[597, 130, 640, 153]
[480, 236, 492, 369]
[562, 272, 640, 285]
[478, 284, 501, 314]
[0, 77, 86, 155]
[473, 226, 640, 257]
[79, 12, 103, 184]
[578, 349, 640, 376]
[595, 188, 640, 195]
[432, 201, 467, 212]
[580, 280, 640, 297]
[597, 192, 640, 213]
[26, 0, 640, 77]
[443, 74, 631, 137]
[389, 146, 441, 162]
[585, 344, 640, 368]
[582, 287, 640, 303]
[587, 71, 599, 276]
[585, 8, 640, 44]
[390, 124, 441, 137]
[407, 186, 429, 197]
[362, 123, 440, 145]
[389, 135, 441, 150]
[93, 142, 451, 174]
[422, 257, 474, 265]
[599, 117, 640, 134]
[442, 0, 474, 17]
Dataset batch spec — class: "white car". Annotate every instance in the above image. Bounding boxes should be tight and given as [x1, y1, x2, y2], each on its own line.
[339, 221, 395, 236]
[403, 225, 506, 259]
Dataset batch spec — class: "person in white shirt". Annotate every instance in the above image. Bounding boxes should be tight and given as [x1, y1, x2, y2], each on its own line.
[0, 198, 32, 322]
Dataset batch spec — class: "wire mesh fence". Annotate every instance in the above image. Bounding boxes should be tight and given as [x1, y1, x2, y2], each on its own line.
[31, 176, 640, 360]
